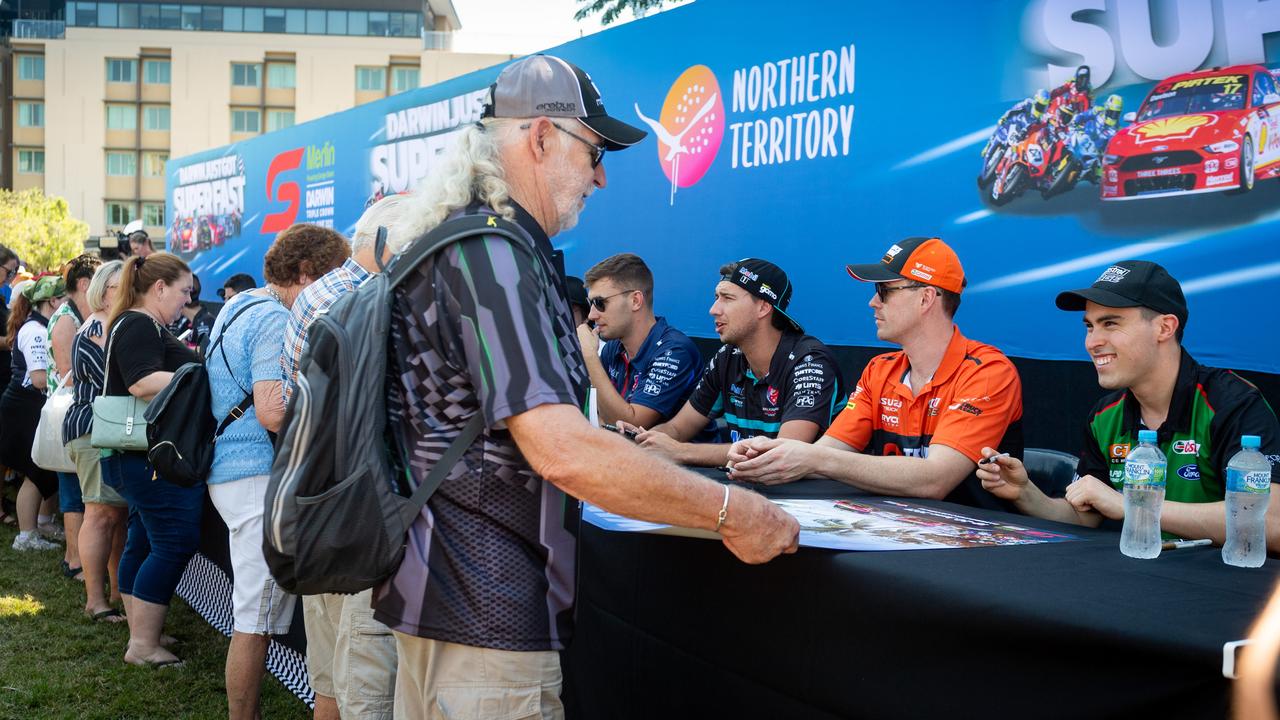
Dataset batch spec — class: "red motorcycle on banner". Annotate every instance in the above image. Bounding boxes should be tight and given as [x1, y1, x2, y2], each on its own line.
[988, 121, 1073, 205]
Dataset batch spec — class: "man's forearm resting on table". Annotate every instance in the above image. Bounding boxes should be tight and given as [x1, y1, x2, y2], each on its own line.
[810, 439, 974, 500]
[510, 403, 731, 530]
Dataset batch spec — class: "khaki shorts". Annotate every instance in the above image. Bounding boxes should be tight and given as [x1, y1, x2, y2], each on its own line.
[392, 633, 563, 720]
[304, 590, 397, 718]
[67, 435, 124, 507]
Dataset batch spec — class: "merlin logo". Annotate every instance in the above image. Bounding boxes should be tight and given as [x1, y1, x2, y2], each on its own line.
[536, 101, 577, 113]
[634, 65, 725, 205]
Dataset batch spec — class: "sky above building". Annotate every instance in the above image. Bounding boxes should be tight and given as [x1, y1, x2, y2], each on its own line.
[451, 0, 681, 54]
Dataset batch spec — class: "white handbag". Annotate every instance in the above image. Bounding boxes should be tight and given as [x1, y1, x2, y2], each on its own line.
[32, 372, 76, 473]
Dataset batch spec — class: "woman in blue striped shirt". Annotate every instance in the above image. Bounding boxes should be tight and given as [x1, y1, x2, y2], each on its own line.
[64, 260, 126, 622]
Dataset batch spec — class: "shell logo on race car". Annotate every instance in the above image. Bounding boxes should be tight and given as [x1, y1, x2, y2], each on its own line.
[1132, 114, 1217, 144]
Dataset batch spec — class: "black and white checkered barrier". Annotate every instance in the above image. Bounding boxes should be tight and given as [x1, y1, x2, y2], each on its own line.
[176, 553, 315, 707]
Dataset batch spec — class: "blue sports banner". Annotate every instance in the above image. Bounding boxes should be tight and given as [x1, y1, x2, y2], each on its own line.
[168, 0, 1280, 373]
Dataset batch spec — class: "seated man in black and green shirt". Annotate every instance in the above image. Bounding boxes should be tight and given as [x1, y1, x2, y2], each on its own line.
[626, 258, 842, 467]
[978, 260, 1280, 549]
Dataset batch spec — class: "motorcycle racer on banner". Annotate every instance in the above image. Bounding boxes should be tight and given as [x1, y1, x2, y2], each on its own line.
[1050, 65, 1093, 116]
[1064, 94, 1124, 183]
[979, 89, 1050, 186]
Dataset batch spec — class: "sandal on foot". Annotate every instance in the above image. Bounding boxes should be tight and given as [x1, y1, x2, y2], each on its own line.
[61, 561, 84, 580]
[90, 608, 126, 623]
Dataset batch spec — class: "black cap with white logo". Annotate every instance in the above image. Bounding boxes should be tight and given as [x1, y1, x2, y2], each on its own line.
[721, 258, 803, 334]
[1055, 260, 1188, 330]
[481, 54, 647, 151]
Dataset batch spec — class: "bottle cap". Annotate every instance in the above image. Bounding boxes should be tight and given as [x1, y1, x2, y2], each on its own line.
[1138, 430, 1158, 444]
[1242, 435, 1261, 449]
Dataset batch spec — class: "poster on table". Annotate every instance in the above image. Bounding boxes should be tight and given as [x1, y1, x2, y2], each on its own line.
[168, 0, 1280, 374]
[582, 497, 1078, 551]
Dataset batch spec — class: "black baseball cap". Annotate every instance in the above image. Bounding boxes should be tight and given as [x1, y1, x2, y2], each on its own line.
[481, 54, 647, 151]
[564, 275, 589, 311]
[1055, 260, 1188, 329]
[720, 258, 803, 334]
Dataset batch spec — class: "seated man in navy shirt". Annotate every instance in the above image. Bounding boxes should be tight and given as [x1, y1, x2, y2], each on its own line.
[577, 253, 704, 430]
[624, 258, 843, 467]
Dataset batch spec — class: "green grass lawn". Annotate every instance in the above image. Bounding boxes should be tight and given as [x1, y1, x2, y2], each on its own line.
[0, 521, 310, 720]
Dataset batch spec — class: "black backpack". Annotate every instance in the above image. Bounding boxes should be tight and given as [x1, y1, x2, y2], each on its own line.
[262, 214, 529, 596]
[145, 298, 269, 487]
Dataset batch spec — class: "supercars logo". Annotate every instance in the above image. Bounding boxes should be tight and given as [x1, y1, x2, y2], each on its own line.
[634, 65, 725, 205]
[1132, 114, 1216, 144]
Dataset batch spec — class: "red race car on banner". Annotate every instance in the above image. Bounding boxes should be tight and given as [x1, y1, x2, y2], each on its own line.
[1101, 64, 1280, 200]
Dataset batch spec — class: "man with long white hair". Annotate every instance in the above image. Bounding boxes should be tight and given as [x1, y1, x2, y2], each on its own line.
[378, 54, 800, 719]
[280, 194, 413, 720]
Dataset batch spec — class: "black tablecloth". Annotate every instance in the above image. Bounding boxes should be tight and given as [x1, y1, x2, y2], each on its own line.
[562, 475, 1279, 719]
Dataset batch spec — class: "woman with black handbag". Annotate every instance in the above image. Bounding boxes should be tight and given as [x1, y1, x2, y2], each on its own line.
[1, 274, 66, 551]
[98, 253, 199, 668]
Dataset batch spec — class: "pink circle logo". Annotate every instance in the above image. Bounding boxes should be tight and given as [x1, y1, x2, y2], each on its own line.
[634, 65, 724, 203]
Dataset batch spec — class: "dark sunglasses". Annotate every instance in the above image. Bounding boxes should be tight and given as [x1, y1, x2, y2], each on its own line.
[875, 282, 928, 303]
[588, 289, 637, 312]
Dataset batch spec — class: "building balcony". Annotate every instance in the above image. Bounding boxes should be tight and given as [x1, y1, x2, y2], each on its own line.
[12, 20, 66, 39]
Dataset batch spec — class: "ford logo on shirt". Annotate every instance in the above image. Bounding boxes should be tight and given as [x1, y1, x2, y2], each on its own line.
[1177, 464, 1201, 481]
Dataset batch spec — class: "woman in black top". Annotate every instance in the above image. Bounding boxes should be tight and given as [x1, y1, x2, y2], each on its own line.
[99, 253, 200, 668]
[1, 275, 66, 551]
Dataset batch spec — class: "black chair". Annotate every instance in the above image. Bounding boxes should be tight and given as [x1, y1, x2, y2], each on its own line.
[1023, 448, 1079, 498]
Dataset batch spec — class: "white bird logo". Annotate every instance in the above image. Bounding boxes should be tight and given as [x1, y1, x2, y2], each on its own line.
[635, 91, 718, 205]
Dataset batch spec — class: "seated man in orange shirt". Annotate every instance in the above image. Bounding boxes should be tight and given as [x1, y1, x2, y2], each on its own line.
[727, 237, 1025, 509]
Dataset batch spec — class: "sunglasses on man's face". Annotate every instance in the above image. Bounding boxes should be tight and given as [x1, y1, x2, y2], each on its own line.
[875, 282, 929, 303]
[588, 289, 637, 312]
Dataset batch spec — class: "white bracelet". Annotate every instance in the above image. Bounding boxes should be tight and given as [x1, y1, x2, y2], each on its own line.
[714, 484, 730, 533]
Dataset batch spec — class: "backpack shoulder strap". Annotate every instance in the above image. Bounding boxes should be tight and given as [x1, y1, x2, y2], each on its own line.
[399, 413, 485, 526]
[386, 213, 532, 291]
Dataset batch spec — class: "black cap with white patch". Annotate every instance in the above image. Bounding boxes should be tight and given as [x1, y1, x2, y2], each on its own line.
[1055, 259, 1189, 331]
[480, 54, 647, 151]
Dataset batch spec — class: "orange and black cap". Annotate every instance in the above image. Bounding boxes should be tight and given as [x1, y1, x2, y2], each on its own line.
[846, 236, 966, 294]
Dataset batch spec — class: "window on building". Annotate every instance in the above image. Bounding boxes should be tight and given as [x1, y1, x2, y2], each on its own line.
[18, 150, 44, 174]
[144, 59, 170, 84]
[244, 7, 263, 31]
[263, 8, 285, 33]
[369, 11, 389, 36]
[231, 63, 261, 87]
[201, 6, 222, 31]
[348, 11, 368, 35]
[306, 9, 325, 34]
[71, 1, 99, 26]
[118, 2, 139, 28]
[159, 4, 180, 30]
[17, 102, 44, 128]
[106, 151, 137, 176]
[107, 58, 137, 83]
[144, 106, 170, 131]
[105, 104, 136, 130]
[98, 2, 118, 26]
[142, 151, 169, 177]
[392, 67, 420, 94]
[285, 8, 304, 33]
[267, 63, 296, 89]
[180, 4, 200, 30]
[267, 110, 295, 132]
[139, 4, 159, 28]
[142, 202, 165, 227]
[106, 202, 137, 226]
[388, 12, 405, 37]
[327, 10, 347, 34]
[231, 109, 261, 133]
[18, 56, 45, 81]
[356, 67, 385, 92]
[223, 6, 243, 31]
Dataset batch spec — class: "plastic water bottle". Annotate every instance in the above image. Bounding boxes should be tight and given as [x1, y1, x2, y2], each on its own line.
[1223, 435, 1271, 568]
[1120, 430, 1166, 559]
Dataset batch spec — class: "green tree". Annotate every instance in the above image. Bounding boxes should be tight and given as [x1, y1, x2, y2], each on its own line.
[0, 188, 89, 272]
[574, 0, 688, 25]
